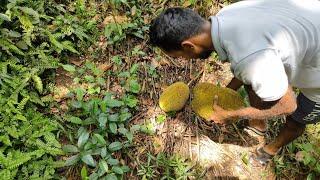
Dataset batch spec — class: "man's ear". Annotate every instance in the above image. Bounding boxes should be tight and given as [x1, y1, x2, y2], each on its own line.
[181, 41, 196, 51]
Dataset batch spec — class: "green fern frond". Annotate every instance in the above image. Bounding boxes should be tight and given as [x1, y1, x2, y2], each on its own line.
[0, 169, 11, 180]
[0, 135, 12, 146]
[31, 75, 43, 94]
[5, 126, 19, 139]
[7, 153, 32, 170]
[17, 96, 29, 111]
[44, 132, 61, 148]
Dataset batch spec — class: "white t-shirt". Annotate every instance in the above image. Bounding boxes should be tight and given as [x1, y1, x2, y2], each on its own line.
[210, 0, 320, 102]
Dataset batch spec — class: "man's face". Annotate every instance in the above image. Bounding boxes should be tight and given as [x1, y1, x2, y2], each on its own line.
[164, 48, 213, 60]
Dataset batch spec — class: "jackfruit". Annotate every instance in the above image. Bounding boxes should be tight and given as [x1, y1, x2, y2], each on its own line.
[159, 82, 190, 112]
[191, 82, 245, 120]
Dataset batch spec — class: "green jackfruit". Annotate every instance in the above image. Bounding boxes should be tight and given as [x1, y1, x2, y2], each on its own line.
[159, 82, 190, 112]
[191, 82, 245, 120]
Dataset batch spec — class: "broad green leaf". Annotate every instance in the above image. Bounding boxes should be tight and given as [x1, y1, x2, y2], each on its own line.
[112, 166, 123, 175]
[119, 112, 131, 122]
[62, 145, 79, 153]
[84, 75, 95, 83]
[98, 113, 108, 129]
[92, 99, 100, 115]
[107, 158, 119, 166]
[129, 63, 139, 74]
[88, 173, 99, 180]
[84, 141, 94, 151]
[118, 127, 128, 135]
[108, 141, 122, 151]
[97, 77, 106, 86]
[111, 55, 122, 65]
[62, 64, 76, 72]
[93, 133, 106, 145]
[83, 118, 96, 125]
[0, 13, 10, 21]
[71, 100, 82, 108]
[156, 115, 166, 123]
[130, 125, 140, 133]
[118, 71, 130, 78]
[88, 87, 97, 94]
[126, 132, 133, 142]
[107, 99, 123, 107]
[77, 130, 89, 148]
[85, 61, 95, 70]
[108, 114, 119, 122]
[307, 173, 315, 180]
[99, 160, 109, 174]
[101, 147, 107, 158]
[109, 123, 117, 134]
[99, 101, 107, 112]
[68, 116, 82, 124]
[123, 95, 138, 108]
[81, 154, 96, 167]
[65, 155, 80, 166]
[105, 173, 117, 180]
[127, 79, 140, 93]
[81, 166, 88, 179]
[121, 165, 130, 173]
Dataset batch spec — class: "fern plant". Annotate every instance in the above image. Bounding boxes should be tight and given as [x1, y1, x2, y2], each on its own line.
[0, 0, 99, 179]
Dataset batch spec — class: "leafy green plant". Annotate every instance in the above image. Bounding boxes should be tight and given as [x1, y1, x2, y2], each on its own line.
[0, 0, 99, 179]
[104, 0, 151, 46]
[62, 63, 141, 179]
[274, 135, 320, 179]
[0, 61, 64, 179]
[137, 153, 201, 180]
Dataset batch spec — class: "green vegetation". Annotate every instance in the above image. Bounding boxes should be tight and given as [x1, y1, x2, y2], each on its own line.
[0, 0, 96, 178]
[274, 124, 320, 179]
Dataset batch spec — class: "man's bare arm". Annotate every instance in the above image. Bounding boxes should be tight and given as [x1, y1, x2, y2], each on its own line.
[228, 87, 297, 120]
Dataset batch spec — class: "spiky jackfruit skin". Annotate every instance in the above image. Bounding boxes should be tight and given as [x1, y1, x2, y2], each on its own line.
[159, 82, 190, 112]
[191, 83, 245, 120]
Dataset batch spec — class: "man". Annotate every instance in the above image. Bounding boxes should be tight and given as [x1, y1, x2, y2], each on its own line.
[149, 0, 320, 165]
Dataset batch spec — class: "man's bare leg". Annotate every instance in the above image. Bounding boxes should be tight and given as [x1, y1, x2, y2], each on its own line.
[263, 116, 305, 155]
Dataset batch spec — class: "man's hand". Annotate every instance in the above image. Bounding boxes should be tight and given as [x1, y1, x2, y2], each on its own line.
[210, 86, 297, 123]
[210, 95, 233, 124]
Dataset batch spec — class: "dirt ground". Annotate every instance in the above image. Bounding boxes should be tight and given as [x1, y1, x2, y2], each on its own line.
[130, 56, 277, 180]
[54, 54, 277, 179]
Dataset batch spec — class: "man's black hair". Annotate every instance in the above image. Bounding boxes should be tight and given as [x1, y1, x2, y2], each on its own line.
[149, 7, 206, 52]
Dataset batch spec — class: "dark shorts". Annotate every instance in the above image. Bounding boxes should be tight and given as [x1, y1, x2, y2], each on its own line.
[290, 93, 320, 124]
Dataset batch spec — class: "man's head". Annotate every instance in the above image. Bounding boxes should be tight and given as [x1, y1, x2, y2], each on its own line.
[149, 8, 214, 59]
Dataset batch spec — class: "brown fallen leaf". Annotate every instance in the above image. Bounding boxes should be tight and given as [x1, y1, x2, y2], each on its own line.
[97, 63, 112, 72]
[102, 15, 128, 26]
